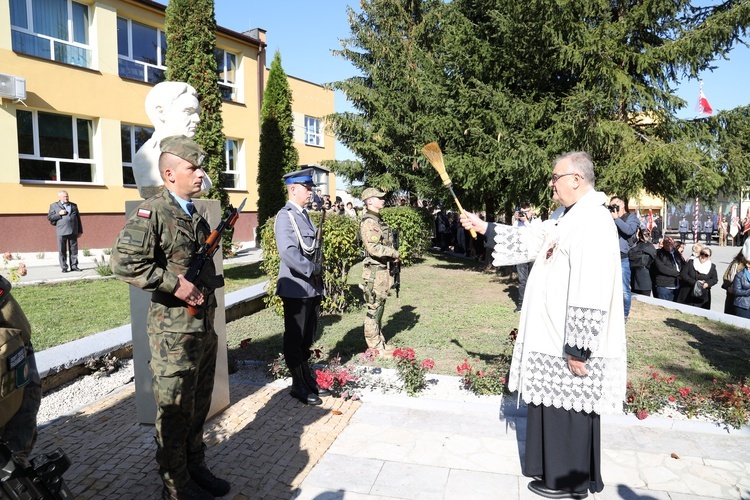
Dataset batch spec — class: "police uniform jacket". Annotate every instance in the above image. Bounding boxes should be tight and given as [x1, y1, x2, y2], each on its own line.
[274, 201, 324, 299]
[111, 189, 217, 334]
[360, 211, 399, 268]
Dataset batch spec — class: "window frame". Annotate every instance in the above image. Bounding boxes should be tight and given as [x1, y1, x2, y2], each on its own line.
[222, 138, 242, 190]
[17, 109, 98, 185]
[214, 48, 239, 101]
[116, 16, 167, 84]
[120, 123, 155, 187]
[9, 0, 92, 68]
[304, 116, 324, 147]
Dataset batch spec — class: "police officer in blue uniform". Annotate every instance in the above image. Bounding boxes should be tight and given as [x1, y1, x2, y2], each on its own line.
[274, 169, 330, 405]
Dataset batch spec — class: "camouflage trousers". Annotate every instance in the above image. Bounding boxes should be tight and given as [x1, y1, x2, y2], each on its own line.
[362, 266, 391, 350]
[0, 344, 41, 465]
[148, 329, 218, 488]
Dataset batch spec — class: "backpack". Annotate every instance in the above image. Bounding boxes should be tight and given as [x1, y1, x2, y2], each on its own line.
[628, 244, 645, 269]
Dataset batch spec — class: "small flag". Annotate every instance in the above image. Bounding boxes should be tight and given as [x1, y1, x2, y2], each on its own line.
[648, 208, 654, 231]
[696, 81, 713, 116]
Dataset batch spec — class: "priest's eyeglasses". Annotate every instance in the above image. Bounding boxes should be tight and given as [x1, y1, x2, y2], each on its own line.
[550, 172, 575, 184]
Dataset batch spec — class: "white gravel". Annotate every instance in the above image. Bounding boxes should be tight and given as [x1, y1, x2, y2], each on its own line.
[38, 359, 135, 426]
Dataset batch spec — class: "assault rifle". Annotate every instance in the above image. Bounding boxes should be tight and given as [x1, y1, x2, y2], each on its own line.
[390, 229, 401, 298]
[312, 209, 326, 289]
[0, 441, 72, 499]
[185, 198, 246, 316]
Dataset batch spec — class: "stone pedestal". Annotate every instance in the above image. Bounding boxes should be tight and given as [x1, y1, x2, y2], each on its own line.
[125, 199, 230, 425]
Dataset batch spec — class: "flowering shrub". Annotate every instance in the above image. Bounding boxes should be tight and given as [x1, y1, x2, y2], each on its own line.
[315, 355, 360, 400]
[626, 367, 750, 429]
[457, 328, 515, 396]
[457, 358, 508, 395]
[2, 255, 27, 282]
[711, 379, 750, 430]
[392, 347, 434, 396]
[268, 353, 290, 380]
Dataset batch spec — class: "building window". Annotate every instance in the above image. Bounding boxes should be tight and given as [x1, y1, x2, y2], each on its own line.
[117, 17, 167, 84]
[16, 109, 96, 183]
[223, 139, 241, 189]
[121, 124, 154, 186]
[9, 0, 92, 68]
[214, 48, 238, 101]
[304, 116, 323, 147]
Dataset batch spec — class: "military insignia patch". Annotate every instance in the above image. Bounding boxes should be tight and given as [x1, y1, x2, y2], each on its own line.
[137, 208, 152, 219]
[369, 235, 379, 242]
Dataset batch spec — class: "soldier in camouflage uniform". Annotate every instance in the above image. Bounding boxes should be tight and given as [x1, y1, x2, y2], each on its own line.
[111, 136, 229, 500]
[359, 188, 400, 354]
[0, 274, 42, 465]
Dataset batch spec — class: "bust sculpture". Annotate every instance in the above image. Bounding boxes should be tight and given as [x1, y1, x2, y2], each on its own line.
[133, 81, 212, 199]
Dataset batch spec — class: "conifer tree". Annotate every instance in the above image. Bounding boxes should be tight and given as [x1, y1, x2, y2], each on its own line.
[165, 0, 228, 211]
[329, 0, 750, 215]
[257, 51, 299, 228]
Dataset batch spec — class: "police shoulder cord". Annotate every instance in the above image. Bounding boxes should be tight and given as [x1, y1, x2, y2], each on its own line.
[287, 210, 316, 256]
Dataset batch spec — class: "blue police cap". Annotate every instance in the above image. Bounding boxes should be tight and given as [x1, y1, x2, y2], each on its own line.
[283, 168, 316, 187]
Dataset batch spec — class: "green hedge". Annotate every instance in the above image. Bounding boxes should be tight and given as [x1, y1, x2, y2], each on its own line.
[260, 206, 432, 315]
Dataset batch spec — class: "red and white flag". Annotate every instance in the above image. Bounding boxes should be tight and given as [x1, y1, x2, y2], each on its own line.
[696, 82, 713, 116]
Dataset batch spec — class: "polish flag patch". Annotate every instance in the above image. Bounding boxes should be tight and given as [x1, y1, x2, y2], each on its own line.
[137, 208, 152, 219]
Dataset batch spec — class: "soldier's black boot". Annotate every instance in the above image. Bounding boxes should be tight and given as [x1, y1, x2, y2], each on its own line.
[187, 463, 230, 497]
[301, 359, 330, 397]
[162, 480, 214, 500]
[290, 366, 322, 405]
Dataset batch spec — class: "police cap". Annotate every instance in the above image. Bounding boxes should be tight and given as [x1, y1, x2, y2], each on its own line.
[160, 135, 206, 167]
[283, 168, 317, 187]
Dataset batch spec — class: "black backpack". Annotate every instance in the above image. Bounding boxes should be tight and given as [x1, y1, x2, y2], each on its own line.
[628, 243, 646, 269]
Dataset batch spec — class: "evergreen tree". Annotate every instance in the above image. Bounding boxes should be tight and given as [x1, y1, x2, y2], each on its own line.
[257, 51, 299, 228]
[329, 0, 750, 216]
[165, 0, 228, 211]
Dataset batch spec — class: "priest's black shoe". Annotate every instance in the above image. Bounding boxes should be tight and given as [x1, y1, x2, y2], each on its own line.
[188, 464, 230, 497]
[290, 366, 322, 405]
[301, 360, 330, 397]
[528, 480, 588, 499]
[161, 480, 213, 500]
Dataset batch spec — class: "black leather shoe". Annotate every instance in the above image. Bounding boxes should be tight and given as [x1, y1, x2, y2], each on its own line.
[71, 267, 82, 272]
[162, 480, 213, 500]
[188, 464, 230, 497]
[290, 366, 322, 405]
[61, 269, 69, 273]
[528, 480, 587, 499]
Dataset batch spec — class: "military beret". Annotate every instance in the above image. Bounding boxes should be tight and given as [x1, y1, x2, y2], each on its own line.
[361, 187, 386, 201]
[160, 135, 206, 167]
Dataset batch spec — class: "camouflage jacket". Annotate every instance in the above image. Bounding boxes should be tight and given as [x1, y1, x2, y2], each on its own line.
[111, 189, 216, 333]
[360, 211, 399, 268]
[0, 276, 31, 344]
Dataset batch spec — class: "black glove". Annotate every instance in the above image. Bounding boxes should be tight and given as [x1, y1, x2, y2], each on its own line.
[312, 263, 323, 277]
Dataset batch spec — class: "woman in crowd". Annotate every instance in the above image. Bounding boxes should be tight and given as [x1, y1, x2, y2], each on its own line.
[731, 240, 750, 318]
[631, 228, 657, 296]
[677, 246, 718, 309]
[652, 236, 683, 301]
[722, 247, 746, 315]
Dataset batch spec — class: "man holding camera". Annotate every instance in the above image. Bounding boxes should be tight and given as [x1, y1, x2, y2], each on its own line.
[514, 203, 534, 313]
[609, 197, 639, 320]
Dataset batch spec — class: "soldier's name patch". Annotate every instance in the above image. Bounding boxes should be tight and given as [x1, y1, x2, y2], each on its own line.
[137, 208, 152, 219]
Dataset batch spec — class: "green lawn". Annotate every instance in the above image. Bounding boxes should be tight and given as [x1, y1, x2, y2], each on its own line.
[13, 261, 267, 351]
[12, 252, 750, 398]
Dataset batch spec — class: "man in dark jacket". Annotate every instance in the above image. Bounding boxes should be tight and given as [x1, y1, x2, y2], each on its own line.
[47, 190, 83, 272]
[609, 197, 639, 319]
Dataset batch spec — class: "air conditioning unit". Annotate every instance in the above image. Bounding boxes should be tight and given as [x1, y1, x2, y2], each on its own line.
[0, 73, 27, 100]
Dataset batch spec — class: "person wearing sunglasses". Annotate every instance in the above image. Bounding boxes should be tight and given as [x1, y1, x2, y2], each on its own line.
[677, 246, 718, 308]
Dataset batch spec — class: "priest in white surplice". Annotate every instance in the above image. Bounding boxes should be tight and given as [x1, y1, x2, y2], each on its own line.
[461, 151, 626, 500]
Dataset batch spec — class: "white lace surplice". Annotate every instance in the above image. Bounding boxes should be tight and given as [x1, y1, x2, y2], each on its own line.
[495, 191, 627, 415]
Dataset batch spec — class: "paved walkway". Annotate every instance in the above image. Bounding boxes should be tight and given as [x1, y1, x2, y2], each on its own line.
[36, 373, 750, 499]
